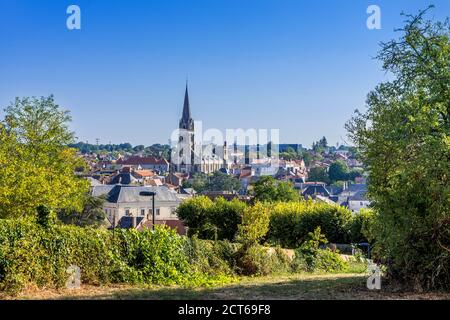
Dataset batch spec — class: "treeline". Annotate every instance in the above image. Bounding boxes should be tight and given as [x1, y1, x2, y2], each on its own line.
[70, 142, 171, 159]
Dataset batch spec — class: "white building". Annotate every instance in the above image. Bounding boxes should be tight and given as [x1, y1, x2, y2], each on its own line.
[92, 185, 189, 232]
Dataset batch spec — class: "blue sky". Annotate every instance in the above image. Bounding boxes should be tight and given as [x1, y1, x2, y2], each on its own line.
[0, 0, 448, 148]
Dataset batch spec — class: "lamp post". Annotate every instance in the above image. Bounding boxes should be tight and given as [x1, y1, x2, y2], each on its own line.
[140, 191, 156, 230]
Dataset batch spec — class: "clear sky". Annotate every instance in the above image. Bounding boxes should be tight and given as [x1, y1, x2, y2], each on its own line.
[0, 0, 448, 148]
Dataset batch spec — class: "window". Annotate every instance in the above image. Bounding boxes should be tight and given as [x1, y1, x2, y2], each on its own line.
[125, 208, 131, 216]
[156, 209, 160, 216]
[140, 209, 145, 216]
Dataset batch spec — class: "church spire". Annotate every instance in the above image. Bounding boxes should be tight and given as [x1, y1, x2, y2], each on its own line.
[179, 83, 194, 131]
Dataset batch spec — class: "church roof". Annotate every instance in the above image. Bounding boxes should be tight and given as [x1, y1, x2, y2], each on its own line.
[179, 84, 194, 130]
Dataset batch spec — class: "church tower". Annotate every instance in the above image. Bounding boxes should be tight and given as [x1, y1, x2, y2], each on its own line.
[177, 84, 196, 173]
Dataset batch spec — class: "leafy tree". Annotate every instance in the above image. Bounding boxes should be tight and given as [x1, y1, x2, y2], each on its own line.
[205, 171, 241, 193]
[312, 136, 328, 153]
[0, 96, 89, 218]
[176, 196, 214, 238]
[209, 197, 247, 241]
[176, 196, 247, 241]
[347, 168, 363, 181]
[307, 167, 330, 184]
[252, 176, 300, 202]
[346, 8, 450, 290]
[58, 194, 107, 227]
[182, 172, 208, 193]
[236, 202, 270, 247]
[328, 160, 350, 182]
[300, 150, 313, 166]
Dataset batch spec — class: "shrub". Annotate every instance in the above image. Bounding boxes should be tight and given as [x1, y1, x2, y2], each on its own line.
[292, 227, 348, 273]
[184, 236, 237, 276]
[176, 196, 247, 241]
[236, 202, 270, 247]
[268, 201, 353, 248]
[0, 218, 211, 294]
[348, 208, 377, 243]
[235, 245, 292, 276]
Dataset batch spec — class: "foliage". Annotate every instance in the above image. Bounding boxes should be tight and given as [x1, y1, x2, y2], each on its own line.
[348, 208, 377, 244]
[292, 228, 348, 273]
[0, 219, 220, 294]
[183, 172, 241, 194]
[205, 171, 241, 193]
[346, 8, 450, 290]
[176, 196, 214, 238]
[236, 202, 270, 247]
[312, 136, 328, 153]
[252, 176, 300, 202]
[184, 236, 238, 276]
[36, 205, 55, 229]
[182, 172, 208, 193]
[235, 245, 291, 276]
[328, 160, 350, 182]
[0, 96, 90, 218]
[209, 197, 247, 241]
[176, 196, 246, 241]
[307, 167, 331, 184]
[57, 194, 107, 228]
[268, 200, 353, 248]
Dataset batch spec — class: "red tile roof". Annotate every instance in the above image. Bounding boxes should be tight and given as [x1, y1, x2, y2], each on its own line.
[116, 156, 168, 166]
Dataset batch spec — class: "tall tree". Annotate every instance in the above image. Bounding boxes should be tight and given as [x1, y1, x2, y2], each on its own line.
[346, 8, 450, 290]
[0, 96, 89, 218]
[328, 160, 350, 182]
[252, 176, 300, 202]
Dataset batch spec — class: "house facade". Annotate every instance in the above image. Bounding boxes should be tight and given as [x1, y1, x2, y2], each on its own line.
[92, 185, 189, 233]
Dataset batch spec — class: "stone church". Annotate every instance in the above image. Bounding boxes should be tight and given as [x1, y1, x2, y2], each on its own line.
[172, 85, 230, 174]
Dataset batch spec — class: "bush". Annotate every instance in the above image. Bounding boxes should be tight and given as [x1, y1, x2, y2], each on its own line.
[268, 201, 353, 248]
[236, 202, 270, 247]
[235, 245, 292, 276]
[176, 196, 247, 241]
[292, 228, 348, 273]
[184, 236, 238, 276]
[348, 208, 377, 243]
[0, 218, 209, 294]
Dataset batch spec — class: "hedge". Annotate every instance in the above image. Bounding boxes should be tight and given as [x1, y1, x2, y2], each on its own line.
[0, 218, 210, 294]
[0, 217, 353, 294]
[267, 201, 354, 248]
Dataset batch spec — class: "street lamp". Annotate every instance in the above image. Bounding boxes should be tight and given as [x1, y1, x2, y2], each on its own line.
[140, 191, 156, 230]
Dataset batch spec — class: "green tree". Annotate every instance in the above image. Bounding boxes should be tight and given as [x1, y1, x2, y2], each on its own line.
[176, 196, 214, 238]
[58, 194, 107, 227]
[0, 96, 89, 218]
[328, 160, 350, 182]
[209, 197, 247, 241]
[307, 167, 331, 184]
[236, 202, 270, 247]
[252, 176, 300, 202]
[182, 172, 208, 193]
[205, 171, 241, 193]
[346, 8, 450, 290]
